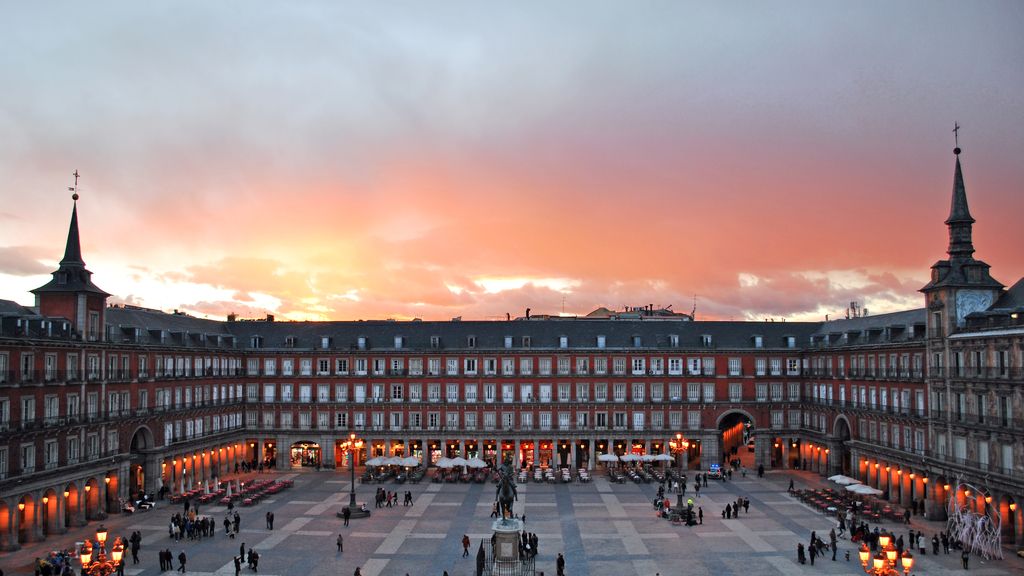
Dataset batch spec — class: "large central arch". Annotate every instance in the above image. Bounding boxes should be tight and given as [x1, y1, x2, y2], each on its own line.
[717, 409, 756, 468]
[129, 426, 156, 497]
[833, 415, 853, 476]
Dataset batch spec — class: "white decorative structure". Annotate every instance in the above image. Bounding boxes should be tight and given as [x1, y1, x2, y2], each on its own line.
[946, 477, 1003, 560]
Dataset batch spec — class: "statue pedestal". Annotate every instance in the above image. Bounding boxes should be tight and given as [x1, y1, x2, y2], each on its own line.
[491, 518, 524, 563]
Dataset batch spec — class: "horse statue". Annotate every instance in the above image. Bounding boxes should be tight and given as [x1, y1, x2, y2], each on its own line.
[495, 459, 518, 522]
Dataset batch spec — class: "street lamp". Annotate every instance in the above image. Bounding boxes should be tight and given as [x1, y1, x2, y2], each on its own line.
[341, 433, 364, 509]
[79, 525, 124, 576]
[858, 532, 913, 576]
[669, 433, 689, 508]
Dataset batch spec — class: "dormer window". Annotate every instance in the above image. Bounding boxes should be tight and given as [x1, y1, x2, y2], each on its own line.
[753, 335, 763, 348]
[668, 334, 679, 347]
[394, 336, 404, 349]
[522, 336, 531, 348]
[559, 336, 568, 348]
[700, 334, 712, 348]
[597, 335, 606, 348]
[57, 273, 67, 285]
[321, 336, 331, 349]
[430, 336, 440, 349]
[285, 336, 297, 348]
[468, 336, 477, 348]
[786, 336, 796, 348]
[632, 335, 642, 347]
[504, 336, 513, 349]
[250, 336, 263, 349]
[357, 336, 367, 350]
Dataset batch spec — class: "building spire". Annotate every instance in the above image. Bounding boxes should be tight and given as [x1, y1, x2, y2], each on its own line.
[945, 126, 975, 259]
[61, 194, 85, 266]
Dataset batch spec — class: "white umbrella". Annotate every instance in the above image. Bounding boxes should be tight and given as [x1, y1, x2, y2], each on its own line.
[436, 457, 454, 468]
[620, 454, 640, 462]
[828, 474, 861, 486]
[366, 456, 385, 466]
[400, 456, 420, 467]
[385, 456, 404, 466]
[654, 454, 674, 462]
[640, 455, 655, 462]
[597, 454, 619, 462]
[846, 484, 883, 496]
[450, 456, 469, 467]
[466, 458, 487, 468]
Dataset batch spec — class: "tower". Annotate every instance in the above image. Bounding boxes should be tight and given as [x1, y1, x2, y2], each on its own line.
[920, 137, 1003, 343]
[31, 187, 109, 340]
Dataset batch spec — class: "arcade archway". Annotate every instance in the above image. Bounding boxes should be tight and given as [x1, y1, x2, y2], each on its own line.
[129, 426, 155, 497]
[290, 441, 321, 467]
[718, 410, 754, 468]
[833, 416, 853, 476]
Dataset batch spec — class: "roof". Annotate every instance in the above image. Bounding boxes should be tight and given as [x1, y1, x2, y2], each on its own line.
[992, 277, 1024, 310]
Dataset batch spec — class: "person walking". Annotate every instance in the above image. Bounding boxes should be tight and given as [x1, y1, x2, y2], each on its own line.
[932, 534, 940, 555]
[698, 507, 703, 525]
[343, 506, 351, 527]
[462, 534, 471, 557]
[234, 555, 242, 576]
[177, 551, 187, 573]
[830, 529, 837, 561]
[556, 552, 565, 576]
[961, 549, 969, 569]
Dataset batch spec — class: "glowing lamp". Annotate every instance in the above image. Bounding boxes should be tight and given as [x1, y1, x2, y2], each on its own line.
[824, 449, 829, 454]
[922, 476, 928, 484]
[944, 483, 951, 491]
[885, 545, 897, 564]
[43, 496, 49, 504]
[874, 463, 879, 469]
[964, 490, 971, 497]
[774, 443, 780, 448]
[64, 490, 70, 498]
[878, 533, 891, 548]
[873, 552, 886, 571]
[1009, 501, 1017, 512]
[858, 543, 870, 566]
[105, 477, 111, 484]
[985, 494, 992, 504]
[111, 538, 124, 564]
[901, 550, 914, 572]
[792, 443, 797, 448]
[909, 472, 915, 479]
[85, 485, 92, 492]
[18, 502, 25, 511]
[885, 465, 891, 471]
[96, 525, 108, 545]
[897, 469, 903, 475]
[80, 540, 93, 566]
[250, 443, 255, 447]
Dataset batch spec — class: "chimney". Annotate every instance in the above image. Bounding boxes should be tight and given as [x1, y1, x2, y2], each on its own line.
[526, 308, 531, 320]
[227, 313, 237, 322]
[266, 314, 275, 322]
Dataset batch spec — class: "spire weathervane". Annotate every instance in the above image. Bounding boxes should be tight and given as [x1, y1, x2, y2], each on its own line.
[69, 169, 81, 201]
[953, 122, 961, 155]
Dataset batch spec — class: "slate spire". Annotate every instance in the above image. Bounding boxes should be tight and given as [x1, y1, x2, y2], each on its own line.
[60, 198, 85, 266]
[945, 146, 975, 259]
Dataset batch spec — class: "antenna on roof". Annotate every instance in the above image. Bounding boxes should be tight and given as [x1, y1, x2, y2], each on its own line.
[691, 294, 697, 320]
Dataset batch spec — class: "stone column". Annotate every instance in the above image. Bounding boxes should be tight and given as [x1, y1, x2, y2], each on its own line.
[781, 442, 790, 469]
[2, 499, 19, 551]
[514, 440, 521, 468]
[703, 432, 720, 468]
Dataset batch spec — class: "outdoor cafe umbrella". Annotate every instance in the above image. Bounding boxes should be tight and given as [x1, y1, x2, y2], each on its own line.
[400, 456, 420, 467]
[828, 474, 861, 485]
[653, 454, 674, 462]
[450, 457, 470, 467]
[620, 454, 641, 462]
[846, 484, 883, 496]
[597, 454, 619, 462]
[385, 456, 404, 466]
[466, 458, 488, 468]
[435, 457, 454, 468]
[365, 456, 386, 467]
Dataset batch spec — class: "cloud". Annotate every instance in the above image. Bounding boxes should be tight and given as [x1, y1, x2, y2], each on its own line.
[0, 246, 51, 276]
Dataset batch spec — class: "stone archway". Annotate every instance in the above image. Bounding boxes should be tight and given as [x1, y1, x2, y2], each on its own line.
[832, 416, 853, 476]
[0, 500, 12, 551]
[64, 483, 80, 528]
[41, 489, 59, 536]
[717, 410, 755, 468]
[84, 478, 101, 520]
[129, 426, 156, 497]
[16, 494, 36, 544]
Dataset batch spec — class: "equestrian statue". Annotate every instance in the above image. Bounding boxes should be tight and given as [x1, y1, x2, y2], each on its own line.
[495, 457, 518, 522]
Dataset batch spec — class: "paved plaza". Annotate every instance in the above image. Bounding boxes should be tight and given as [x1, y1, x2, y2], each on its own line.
[4, 468, 1022, 576]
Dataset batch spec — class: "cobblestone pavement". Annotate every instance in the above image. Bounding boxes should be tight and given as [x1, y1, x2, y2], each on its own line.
[3, 468, 1021, 575]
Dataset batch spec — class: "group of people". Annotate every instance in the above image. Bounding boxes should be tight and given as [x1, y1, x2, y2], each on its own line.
[374, 487, 414, 507]
[235, 542, 261, 573]
[157, 549, 187, 573]
[168, 506, 218, 542]
[722, 497, 750, 519]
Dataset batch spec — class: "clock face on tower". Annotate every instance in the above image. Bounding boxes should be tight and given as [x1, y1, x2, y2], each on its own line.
[955, 290, 994, 325]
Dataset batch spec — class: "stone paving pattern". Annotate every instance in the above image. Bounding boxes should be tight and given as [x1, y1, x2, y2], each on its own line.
[3, 468, 1021, 575]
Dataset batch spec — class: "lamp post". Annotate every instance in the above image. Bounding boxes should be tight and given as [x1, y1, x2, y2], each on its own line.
[669, 433, 689, 508]
[342, 432, 364, 508]
[858, 532, 913, 576]
[79, 525, 124, 576]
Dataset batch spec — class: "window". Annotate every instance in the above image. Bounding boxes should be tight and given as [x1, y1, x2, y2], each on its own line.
[631, 383, 644, 402]
[557, 357, 570, 375]
[668, 358, 682, 375]
[755, 383, 767, 402]
[631, 357, 645, 375]
[650, 383, 663, 402]
[612, 357, 626, 375]
[464, 358, 477, 375]
[282, 359, 294, 376]
[504, 336, 513, 349]
[558, 383, 570, 402]
[597, 335, 606, 348]
[594, 357, 607, 375]
[755, 358, 766, 376]
[576, 383, 589, 401]
[465, 384, 477, 402]
[502, 358, 515, 376]
[502, 384, 514, 403]
[687, 383, 700, 402]
[467, 336, 477, 348]
[687, 411, 700, 430]
[729, 383, 742, 402]
[613, 383, 626, 402]
[786, 358, 800, 375]
[595, 383, 608, 402]
[539, 358, 552, 375]
[559, 336, 568, 348]
[702, 383, 715, 403]
[519, 358, 533, 376]
[687, 358, 701, 375]
[428, 383, 441, 402]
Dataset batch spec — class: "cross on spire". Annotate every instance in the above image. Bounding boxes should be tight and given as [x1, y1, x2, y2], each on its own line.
[69, 169, 81, 201]
[953, 122, 961, 154]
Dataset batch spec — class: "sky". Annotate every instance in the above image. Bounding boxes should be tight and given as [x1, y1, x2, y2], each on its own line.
[1, 2, 1023, 323]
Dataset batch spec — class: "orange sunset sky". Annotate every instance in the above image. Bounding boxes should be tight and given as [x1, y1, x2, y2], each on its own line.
[1, 2, 1023, 323]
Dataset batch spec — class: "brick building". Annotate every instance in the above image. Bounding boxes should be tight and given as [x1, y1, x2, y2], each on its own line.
[0, 147, 1021, 551]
